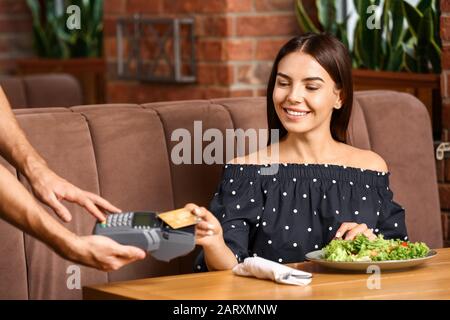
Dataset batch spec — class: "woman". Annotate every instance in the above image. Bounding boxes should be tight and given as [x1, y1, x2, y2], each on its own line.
[186, 32, 408, 272]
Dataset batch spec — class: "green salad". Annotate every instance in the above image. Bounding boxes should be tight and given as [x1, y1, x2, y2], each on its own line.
[323, 234, 430, 262]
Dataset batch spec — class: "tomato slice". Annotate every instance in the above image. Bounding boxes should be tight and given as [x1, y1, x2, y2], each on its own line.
[401, 242, 408, 247]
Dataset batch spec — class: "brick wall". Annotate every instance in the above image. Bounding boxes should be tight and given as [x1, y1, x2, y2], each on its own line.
[0, 0, 33, 75]
[440, 0, 450, 247]
[104, 0, 301, 103]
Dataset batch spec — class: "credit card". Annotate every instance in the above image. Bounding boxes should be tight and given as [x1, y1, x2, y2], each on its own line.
[158, 208, 199, 229]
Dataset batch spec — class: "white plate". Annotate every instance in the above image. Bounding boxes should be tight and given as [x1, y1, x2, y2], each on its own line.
[305, 250, 437, 271]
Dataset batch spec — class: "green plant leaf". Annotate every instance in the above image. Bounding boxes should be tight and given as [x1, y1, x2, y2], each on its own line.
[386, 43, 403, 71]
[336, 22, 349, 50]
[417, 0, 431, 13]
[295, 0, 320, 33]
[403, 51, 418, 72]
[25, 0, 103, 58]
[353, 0, 382, 69]
[427, 39, 441, 73]
[316, 0, 336, 33]
[389, 0, 404, 49]
[403, 0, 423, 39]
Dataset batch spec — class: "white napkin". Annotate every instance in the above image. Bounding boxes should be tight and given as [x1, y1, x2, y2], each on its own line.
[232, 256, 312, 286]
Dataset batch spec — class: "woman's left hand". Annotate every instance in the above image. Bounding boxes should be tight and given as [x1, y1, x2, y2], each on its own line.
[334, 222, 376, 241]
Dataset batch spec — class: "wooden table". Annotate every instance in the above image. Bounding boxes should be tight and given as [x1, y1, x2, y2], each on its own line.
[83, 248, 450, 300]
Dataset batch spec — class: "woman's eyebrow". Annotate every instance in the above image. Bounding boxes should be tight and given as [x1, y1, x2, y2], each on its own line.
[302, 77, 324, 83]
[276, 73, 324, 83]
[276, 72, 291, 79]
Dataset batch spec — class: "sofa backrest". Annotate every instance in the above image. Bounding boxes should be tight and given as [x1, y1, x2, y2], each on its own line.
[0, 73, 82, 109]
[0, 91, 442, 299]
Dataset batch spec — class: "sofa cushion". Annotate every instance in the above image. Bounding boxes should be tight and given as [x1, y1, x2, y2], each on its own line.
[15, 112, 107, 299]
[0, 74, 82, 109]
[0, 77, 27, 108]
[347, 98, 371, 150]
[355, 90, 442, 248]
[0, 158, 28, 299]
[77, 106, 179, 282]
[143, 101, 234, 209]
[0, 91, 441, 299]
[23, 74, 83, 108]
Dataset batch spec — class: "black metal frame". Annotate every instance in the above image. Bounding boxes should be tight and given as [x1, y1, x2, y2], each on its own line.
[116, 15, 196, 83]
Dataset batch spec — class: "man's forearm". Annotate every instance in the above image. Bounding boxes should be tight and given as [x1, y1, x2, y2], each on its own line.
[0, 164, 78, 259]
[0, 87, 47, 178]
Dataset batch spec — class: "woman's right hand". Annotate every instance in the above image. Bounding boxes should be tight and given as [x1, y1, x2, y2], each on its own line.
[184, 203, 224, 248]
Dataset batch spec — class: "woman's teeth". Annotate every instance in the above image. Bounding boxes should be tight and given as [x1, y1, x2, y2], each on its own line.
[285, 109, 309, 116]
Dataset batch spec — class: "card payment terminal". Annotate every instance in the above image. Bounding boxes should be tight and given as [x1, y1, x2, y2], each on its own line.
[94, 211, 195, 262]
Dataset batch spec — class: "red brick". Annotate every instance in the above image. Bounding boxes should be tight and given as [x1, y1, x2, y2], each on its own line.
[237, 62, 272, 85]
[104, 37, 117, 59]
[103, 17, 117, 37]
[226, 0, 253, 12]
[196, 16, 233, 37]
[441, 0, 450, 12]
[126, 0, 163, 14]
[257, 88, 267, 96]
[447, 73, 450, 99]
[163, 0, 226, 14]
[201, 86, 231, 99]
[196, 40, 225, 61]
[255, 38, 288, 60]
[439, 183, 450, 209]
[437, 157, 445, 182]
[0, 58, 18, 74]
[0, 18, 32, 33]
[226, 39, 253, 60]
[197, 63, 234, 85]
[446, 159, 450, 183]
[104, 0, 126, 14]
[229, 89, 254, 97]
[441, 16, 450, 41]
[236, 14, 300, 37]
[107, 81, 231, 103]
[438, 129, 448, 182]
[443, 45, 450, 70]
[254, 0, 294, 11]
[138, 84, 229, 102]
[106, 81, 136, 103]
[443, 103, 450, 130]
[140, 38, 164, 60]
[0, 0, 29, 14]
[0, 35, 32, 54]
[446, 157, 450, 182]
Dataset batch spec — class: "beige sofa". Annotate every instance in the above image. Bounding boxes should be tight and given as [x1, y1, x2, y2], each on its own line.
[0, 91, 443, 299]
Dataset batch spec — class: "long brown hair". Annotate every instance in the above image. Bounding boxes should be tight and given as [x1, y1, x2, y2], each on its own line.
[267, 32, 353, 144]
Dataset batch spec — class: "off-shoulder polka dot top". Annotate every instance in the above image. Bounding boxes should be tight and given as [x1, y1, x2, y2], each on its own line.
[194, 163, 408, 271]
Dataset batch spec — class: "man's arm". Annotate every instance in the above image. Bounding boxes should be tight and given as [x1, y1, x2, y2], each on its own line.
[0, 163, 146, 271]
[0, 86, 120, 222]
[0, 87, 45, 177]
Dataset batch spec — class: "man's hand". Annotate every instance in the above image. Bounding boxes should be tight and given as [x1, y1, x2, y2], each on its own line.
[27, 165, 121, 222]
[68, 235, 147, 271]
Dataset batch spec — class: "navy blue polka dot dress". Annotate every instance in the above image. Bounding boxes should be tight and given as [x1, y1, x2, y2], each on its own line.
[194, 163, 408, 271]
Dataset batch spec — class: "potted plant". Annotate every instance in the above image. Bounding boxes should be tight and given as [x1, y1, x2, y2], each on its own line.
[295, 0, 442, 139]
[16, 0, 105, 104]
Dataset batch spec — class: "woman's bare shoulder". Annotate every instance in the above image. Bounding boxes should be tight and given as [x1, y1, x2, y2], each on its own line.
[227, 147, 274, 165]
[346, 146, 389, 172]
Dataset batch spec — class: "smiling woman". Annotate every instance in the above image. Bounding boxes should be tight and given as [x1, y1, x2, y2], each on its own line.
[267, 33, 353, 145]
[184, 33, 408, 273]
